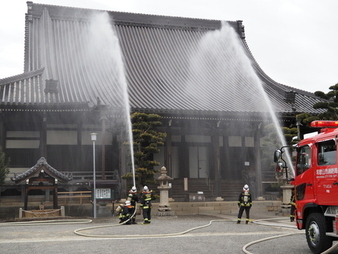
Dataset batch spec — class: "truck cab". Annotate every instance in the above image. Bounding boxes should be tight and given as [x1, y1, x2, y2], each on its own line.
[275, 120, 338, 254]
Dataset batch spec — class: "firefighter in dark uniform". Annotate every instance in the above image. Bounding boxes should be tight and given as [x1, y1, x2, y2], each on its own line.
[290, 188, 296, 222]
[127, 186, 139, 224]
[237, 184, 252, 224]
[115, 200, 132, 224]
[140, 185, 153, 224]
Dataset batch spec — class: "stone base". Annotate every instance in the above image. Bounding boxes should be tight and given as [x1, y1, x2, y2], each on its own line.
[215, 197, 224, 201]
[158, 205, 172, 212]
[97, 205, 112, 218]
[275, 207, 291, 217]
[156, 211, 176, 217]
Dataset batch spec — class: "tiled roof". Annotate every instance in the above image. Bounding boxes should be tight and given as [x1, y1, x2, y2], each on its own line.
[0, 2, 324, 116]
[11, 157, 73, 184]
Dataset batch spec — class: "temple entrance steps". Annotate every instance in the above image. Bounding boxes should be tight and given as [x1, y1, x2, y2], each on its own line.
[220, 180, 244, 201]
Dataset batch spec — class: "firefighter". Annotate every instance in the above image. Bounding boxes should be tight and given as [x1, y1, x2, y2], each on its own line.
[114, 203, 124, 223]
[140, 185, 153, 224]
[290, 188, 296, 222]
[127, 186, 139, 224]
[237, 184, 252, 224]
[115, 200, 132, 224]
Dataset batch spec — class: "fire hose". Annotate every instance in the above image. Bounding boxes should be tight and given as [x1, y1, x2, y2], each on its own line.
[243, 218, 338, 254]
[73, 202, 231, 238]
[3, 207, 338, 253]
[242, 231, 338, 254]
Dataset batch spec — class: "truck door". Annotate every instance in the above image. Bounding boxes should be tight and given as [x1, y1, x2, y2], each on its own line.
[315, 139, 338, 205]
[295, 145, 315, 201]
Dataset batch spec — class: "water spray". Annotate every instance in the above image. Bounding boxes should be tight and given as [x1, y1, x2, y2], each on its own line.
[87, 12, 136, 186]
[186, 21, 294, 177]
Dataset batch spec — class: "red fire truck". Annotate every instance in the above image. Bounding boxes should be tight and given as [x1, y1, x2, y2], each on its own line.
[274, 120, 338, 254]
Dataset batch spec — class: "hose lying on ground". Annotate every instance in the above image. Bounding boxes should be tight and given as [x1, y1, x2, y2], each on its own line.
[75, 202, 233, 238]
[242, 232, 303, 254]
[73, 218, 232, 238]
[248, 218, 338, 254]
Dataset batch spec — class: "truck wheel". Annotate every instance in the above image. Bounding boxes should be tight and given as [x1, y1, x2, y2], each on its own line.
[305, 213, 332, 254]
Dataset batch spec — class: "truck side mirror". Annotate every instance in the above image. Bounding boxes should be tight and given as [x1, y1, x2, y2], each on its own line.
[274, 149, 282, 163]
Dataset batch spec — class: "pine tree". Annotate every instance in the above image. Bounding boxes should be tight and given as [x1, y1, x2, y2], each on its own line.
[0, 147, 10, 186]
[122, 112, 166, 188]
[297, 83, 338, 125]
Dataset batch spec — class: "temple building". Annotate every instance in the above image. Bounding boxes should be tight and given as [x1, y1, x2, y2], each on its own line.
[0, 2, 324, 200]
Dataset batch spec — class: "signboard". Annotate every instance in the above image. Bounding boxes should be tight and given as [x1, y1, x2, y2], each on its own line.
[95, 188, 114, 199]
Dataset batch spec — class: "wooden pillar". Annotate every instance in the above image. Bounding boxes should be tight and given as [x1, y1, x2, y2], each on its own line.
[241, 135, 246, 171]
[40, 113, 47, 158]
[20, 185, 25, 202]
[77, 120, 82, 171]
[0, 112, 5, 149]
[100, 116, 107, 180]
[112, 134, 119, 171]
[212, 132, 221, 198]
[179, 135, 189, 178]
[254, 123, 263, 198]
[24, 186, 29, 210]
[165, 132, 172, 176]
[223, 135, 231, 178]
[53, 185, 58, 209]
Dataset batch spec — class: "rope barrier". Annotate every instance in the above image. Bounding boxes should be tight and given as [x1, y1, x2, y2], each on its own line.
[22, 209, 62, 215]
[0, 219, 93, 226]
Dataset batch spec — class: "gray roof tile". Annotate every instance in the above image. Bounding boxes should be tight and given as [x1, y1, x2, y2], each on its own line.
[0, 3, 325, 116]
[11, 157, 73, 184]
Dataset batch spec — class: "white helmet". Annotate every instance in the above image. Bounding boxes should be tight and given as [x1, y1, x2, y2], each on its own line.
[143, 186, 149, 192]
[130, 186, 137, 193]
[243, 184, 249, 191]
[125, 200, 131, 206]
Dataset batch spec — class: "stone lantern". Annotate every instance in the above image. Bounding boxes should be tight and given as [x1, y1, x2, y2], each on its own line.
[157, 166, 175, 216]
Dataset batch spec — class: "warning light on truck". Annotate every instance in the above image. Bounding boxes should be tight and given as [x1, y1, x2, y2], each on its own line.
[310, 120, 338, 128]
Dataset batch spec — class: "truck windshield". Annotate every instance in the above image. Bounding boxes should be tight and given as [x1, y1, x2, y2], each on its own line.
[317, 139, 336, 166]
[296, 145, 311, 175]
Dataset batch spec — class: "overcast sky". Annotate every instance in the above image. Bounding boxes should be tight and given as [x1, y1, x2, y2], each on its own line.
[1, 0, 337, 93]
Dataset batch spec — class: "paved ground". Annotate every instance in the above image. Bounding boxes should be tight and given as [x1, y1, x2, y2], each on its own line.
[1, 210, 338, 254]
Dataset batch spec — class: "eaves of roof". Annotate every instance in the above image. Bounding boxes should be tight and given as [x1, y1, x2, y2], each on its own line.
[0, 68, 44, 85]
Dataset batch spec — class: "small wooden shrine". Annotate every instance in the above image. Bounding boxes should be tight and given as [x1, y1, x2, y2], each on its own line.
[11, 157, 73, 210]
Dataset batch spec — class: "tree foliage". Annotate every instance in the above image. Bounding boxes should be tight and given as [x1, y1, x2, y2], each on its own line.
[0, 147, 10, 186]
[122, 112, 167, 188]
[297, 83, 338, 125]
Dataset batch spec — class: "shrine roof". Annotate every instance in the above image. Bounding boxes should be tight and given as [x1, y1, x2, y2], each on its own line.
[11, 157, 73, 184]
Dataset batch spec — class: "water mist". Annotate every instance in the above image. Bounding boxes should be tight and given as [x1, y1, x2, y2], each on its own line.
[186, 21, 294, 176]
